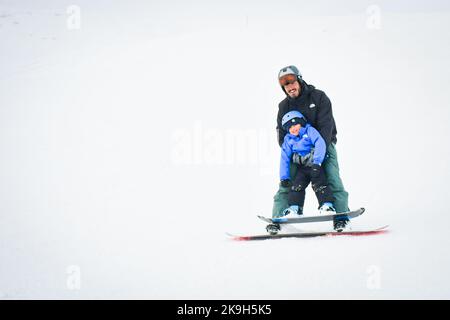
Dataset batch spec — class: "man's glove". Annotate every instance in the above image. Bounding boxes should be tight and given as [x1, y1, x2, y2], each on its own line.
[292, 153, 301, 165]
[311, 164, 321, 178]
[280, 179, 291, 188]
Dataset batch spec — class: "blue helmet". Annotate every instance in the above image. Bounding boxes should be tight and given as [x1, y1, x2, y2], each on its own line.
[281, 110, 307, 131]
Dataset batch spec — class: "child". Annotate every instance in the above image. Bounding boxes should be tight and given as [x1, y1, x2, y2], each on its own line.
[278, 110, 335, 217]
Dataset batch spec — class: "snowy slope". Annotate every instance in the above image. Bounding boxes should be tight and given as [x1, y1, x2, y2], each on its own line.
[1, 0, 450, 299]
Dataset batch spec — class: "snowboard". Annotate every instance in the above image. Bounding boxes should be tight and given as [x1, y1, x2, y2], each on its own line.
[227, 225, 389, 241]
[258, 207, 365, 225]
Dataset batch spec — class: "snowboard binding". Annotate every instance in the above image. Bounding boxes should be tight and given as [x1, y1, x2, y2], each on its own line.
[266, 223, 281, 235]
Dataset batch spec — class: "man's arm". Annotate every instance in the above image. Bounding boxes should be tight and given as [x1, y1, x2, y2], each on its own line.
[277, 126, 287, 148]
[315, 92, 335, 148]
[307, 126, 326, 165]
[276, 102, 288, 147]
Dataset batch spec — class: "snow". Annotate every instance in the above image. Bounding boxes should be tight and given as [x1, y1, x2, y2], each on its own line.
[1, 0, 450, 299]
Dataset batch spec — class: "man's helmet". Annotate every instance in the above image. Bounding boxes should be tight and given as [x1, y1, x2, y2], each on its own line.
[278, 65, 302, 86]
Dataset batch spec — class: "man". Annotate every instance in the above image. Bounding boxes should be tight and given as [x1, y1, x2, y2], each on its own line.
[273, 65, 350, 231]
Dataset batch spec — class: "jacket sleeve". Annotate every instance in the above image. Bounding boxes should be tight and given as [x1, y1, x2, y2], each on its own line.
[276, 102, 288, 147]
[277, 127, 287, 148]
[315, 92, 335, 148]
[279, 139, 293, 180]
[308, 127, 326, 165]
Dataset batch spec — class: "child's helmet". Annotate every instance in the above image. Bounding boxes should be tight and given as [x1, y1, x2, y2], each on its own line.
[282, 110, 307, 131]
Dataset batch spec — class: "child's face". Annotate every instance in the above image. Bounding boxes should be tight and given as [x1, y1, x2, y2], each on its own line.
[289, 123, 301, 136]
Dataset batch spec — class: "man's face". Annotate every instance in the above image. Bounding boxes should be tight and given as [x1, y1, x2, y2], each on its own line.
[284, 80, 301, 98]
[289, 123, 301, 136]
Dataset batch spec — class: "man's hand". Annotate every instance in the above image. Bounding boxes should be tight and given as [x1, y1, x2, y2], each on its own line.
[280, 179, 291, 188]
[292, 153, 301, 165]
[311, 164, 321, 178]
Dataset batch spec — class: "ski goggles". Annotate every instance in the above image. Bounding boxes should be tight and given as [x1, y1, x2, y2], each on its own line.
[278, 74, 298, 86]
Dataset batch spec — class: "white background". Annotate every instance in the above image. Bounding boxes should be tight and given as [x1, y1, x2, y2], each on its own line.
[1, 0, 450, 299]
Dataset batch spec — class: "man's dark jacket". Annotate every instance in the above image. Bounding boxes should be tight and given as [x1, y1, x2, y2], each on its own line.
[277, 80, 338, 148]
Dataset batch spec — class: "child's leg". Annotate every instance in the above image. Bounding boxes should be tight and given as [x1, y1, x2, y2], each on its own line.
[288, 168, 310, 212]
[311, 166, 335, 207]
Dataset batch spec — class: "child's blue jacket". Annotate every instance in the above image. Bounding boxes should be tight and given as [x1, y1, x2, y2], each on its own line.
[280, 124, 327, 180]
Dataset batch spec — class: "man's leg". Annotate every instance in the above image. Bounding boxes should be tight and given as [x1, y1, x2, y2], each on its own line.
[323, 143, 349, 213]
[272, 162, 299, 218]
